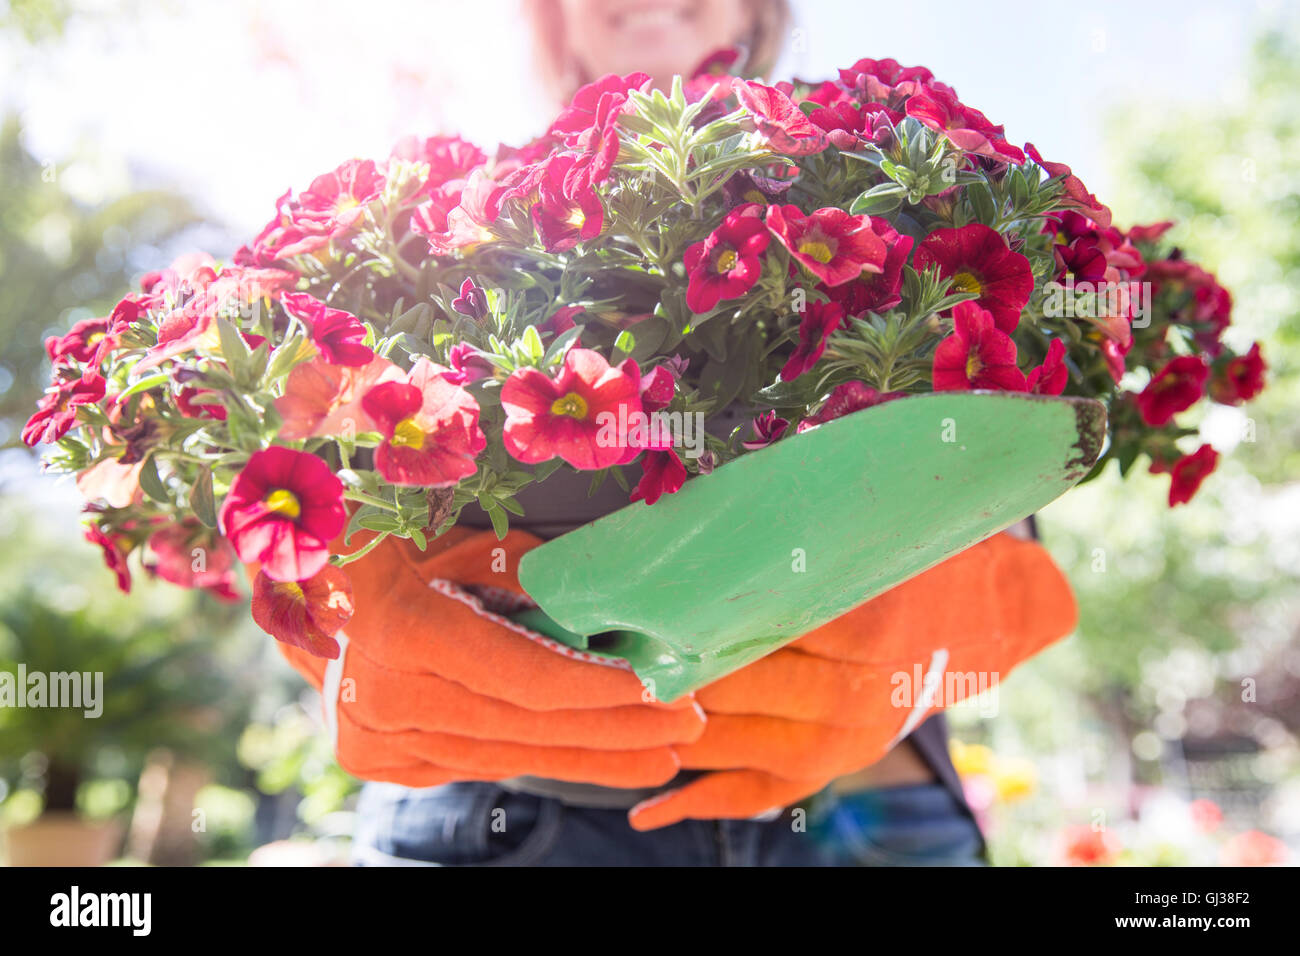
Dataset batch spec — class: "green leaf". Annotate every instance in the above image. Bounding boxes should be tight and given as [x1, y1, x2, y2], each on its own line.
[216, 318, 252, 381]
[613, 329, 635, 359]
[139, 455, 169, 504]
[116, 372, 171, 401]
[189, 466, 217, 528]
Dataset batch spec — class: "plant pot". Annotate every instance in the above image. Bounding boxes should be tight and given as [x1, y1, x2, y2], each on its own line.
[3, 812, 122, 867]
[518, 391, 1105, 701]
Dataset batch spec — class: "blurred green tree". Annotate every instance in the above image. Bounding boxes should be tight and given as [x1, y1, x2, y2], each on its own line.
[0, 115, 197, 444]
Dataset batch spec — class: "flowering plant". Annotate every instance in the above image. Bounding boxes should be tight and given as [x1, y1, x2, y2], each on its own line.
[27, 54, 1267, 658]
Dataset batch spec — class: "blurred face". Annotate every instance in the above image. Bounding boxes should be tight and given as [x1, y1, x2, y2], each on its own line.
[559, 0, 751, 87]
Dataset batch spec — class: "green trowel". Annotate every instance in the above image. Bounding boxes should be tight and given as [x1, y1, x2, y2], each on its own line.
[514, 391, 1105, 702]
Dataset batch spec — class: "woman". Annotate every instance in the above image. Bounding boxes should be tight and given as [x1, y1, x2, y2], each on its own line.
[321, 0, 1038, 866]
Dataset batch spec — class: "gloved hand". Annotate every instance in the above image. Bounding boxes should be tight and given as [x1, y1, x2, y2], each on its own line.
[273, 526, 706, 791]
[626, 532, 1077, 830]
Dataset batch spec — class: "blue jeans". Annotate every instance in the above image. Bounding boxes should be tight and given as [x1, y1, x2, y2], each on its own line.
[351, 781, 986, 866]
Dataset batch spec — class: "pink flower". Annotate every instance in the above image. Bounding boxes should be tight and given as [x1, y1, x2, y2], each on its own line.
[218, 447, 346, 583]
[501, 349, 643, 470]
[361, 358, 486, 487]
[742, 411, 789, 450]
[281, 292, 374, 367]
[442, 343, 494, 386]
[296, 158, 385, 230]
[932, 301, 1027, 392]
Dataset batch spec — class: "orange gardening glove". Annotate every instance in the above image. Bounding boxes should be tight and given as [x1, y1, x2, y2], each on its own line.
[274, 526, 705, 791]
[627, 532, 1077, 830]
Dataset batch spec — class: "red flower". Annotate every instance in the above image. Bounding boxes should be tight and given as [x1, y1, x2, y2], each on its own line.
[797, 382, 904, 433]
[914, 224, 1034, 333]
[906, 87, 1024, 163]
[932, 301, 1027, 392]
[296, 158, 385, 231]
[1060, 825, 1120, 866]
[251, 565, 354, 660]
[362, 358, 486, 487]
[85, 524, 132, 594]
[22, 374, 106, 446]
[1027, 339, 1069, 395]
[551, 72, 650, 138]
[733, 79, 829, 155]
[1152, 444, 1219, 507]
[275, 356, 405, 441]
[1189, 799, 1222, 834]
[531, 155, 604, 252]
[1209, 344, 1266, 405]
[807, 101, 899, 150]
[629, 449, 687, 505]
[281, 292, 374, 367]
[839, 59, 937, 106]
[442, 343, 494, 386]
[450, 277, 489, 319]
[1136, 355, 1209, 426]
[1127, 221, 1175, 244]
[411, 172, 500, 256]
[766, 205, 885, 287]
[218, 446, 346, 583]
[175, 387, 228, 421]
[45, 316, 112, 367]
[550, 72, 649, 198]
[684, 204, 770, 312]
[146, 518, 238, 593]
[501, 349, 642, 470]
[823, 216, 914, 315]
[390, 134, 486, 193]
[640, 365, 676, 413]
[781, 301, 844, 381]
[742, 411, 789, 450]
[1025, 143, 1111, 228]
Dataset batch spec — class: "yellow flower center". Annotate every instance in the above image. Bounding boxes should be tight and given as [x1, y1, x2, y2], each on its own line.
[87, 332, 105, 345]
[743, 189, 768, 205]
[797, 239, 835, 264]
[265, 489, 301, 520]
[713, 248, 739, 273]
[273, 580, 305, 602]
[391, 417, 426, 449]
[966, 352, 983, 380]
[950, 271, 984, 295]
[550, 392, 589, 419]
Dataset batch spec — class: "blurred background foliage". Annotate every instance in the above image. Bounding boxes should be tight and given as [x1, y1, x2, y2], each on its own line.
[953, 21, 1300, 865]
[0, 1, 1294, 865]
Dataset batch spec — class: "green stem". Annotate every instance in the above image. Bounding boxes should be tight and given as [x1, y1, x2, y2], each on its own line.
[334, 530, 390, 566]
[343, 489, 400, 512]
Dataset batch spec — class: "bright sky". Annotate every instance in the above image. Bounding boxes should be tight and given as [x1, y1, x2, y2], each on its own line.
[1, 0, 1274, 251]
